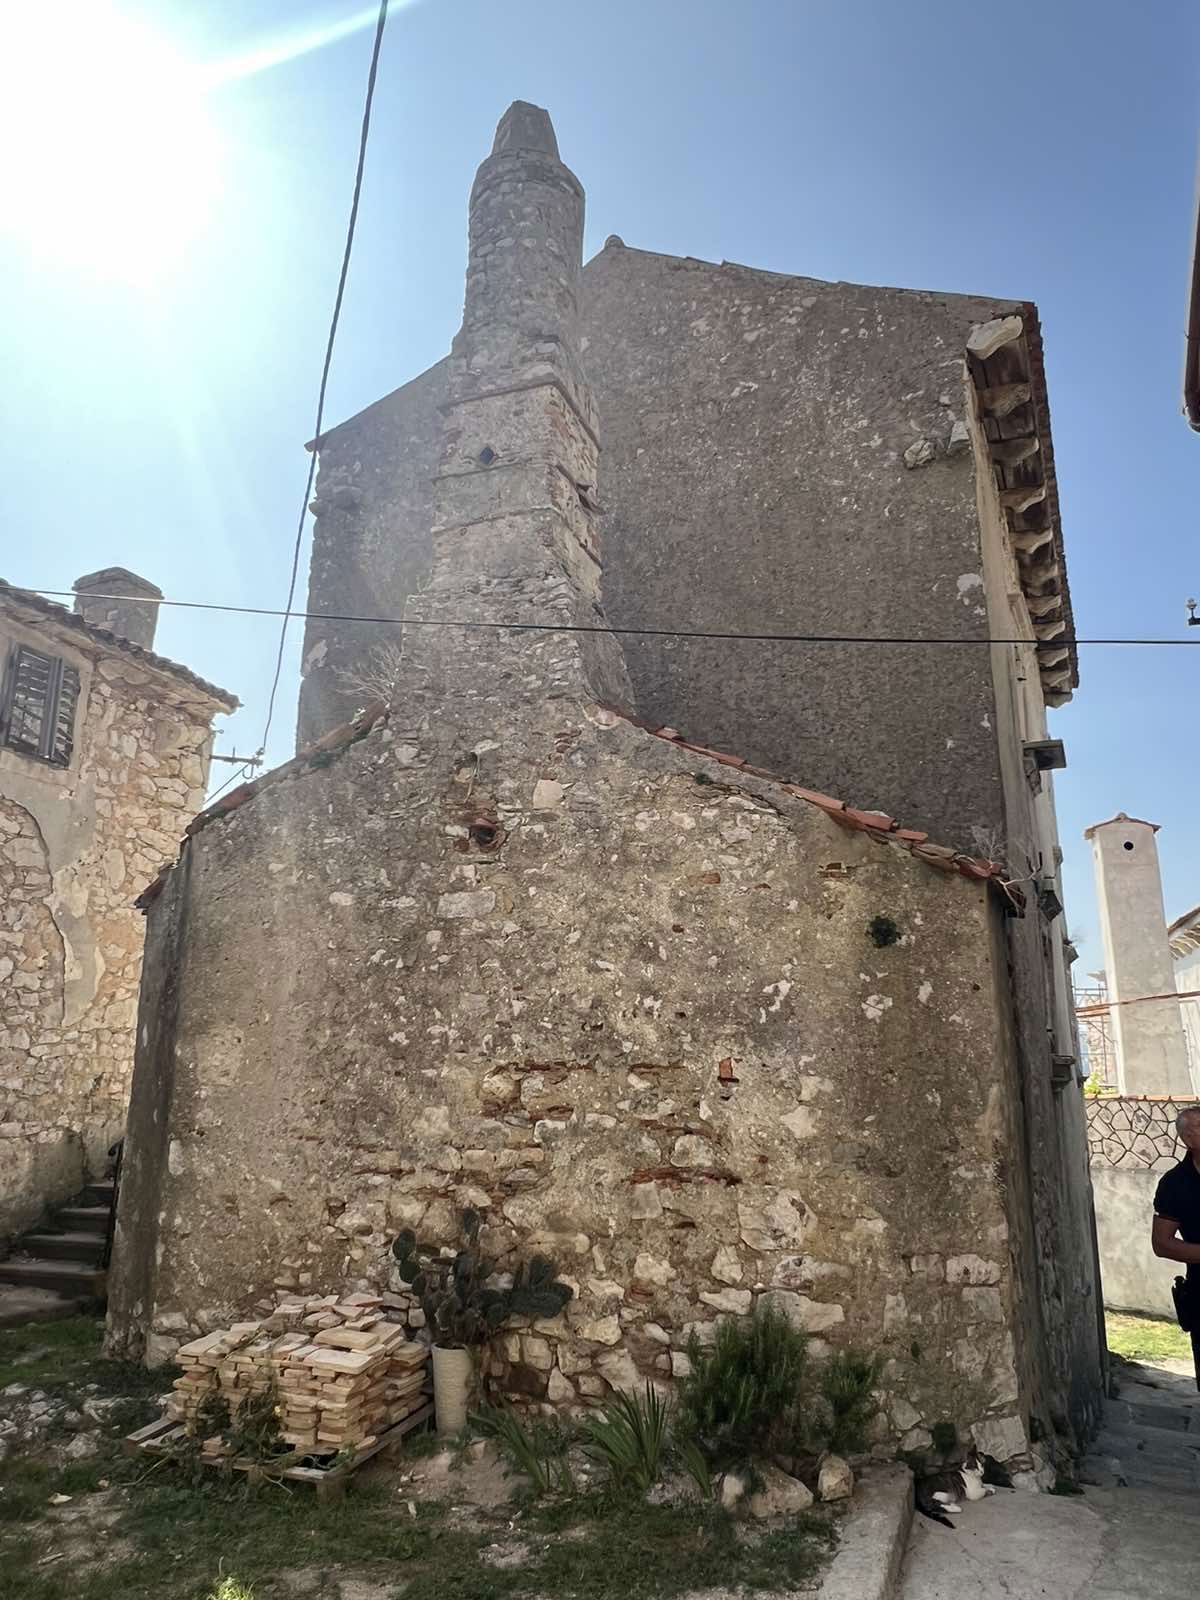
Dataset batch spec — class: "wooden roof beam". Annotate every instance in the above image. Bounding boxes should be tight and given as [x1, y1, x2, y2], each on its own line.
[990, 436, 1040, 467]
[978, 382, 1031, 418]
[999, 483, 1048, 514]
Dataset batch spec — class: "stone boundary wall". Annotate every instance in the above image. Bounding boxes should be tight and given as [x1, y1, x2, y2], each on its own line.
[1086, 1096, 1191, 1172]
[1087, 1095, 1192, 1319]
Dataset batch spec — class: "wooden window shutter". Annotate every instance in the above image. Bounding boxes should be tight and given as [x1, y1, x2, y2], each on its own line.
[1, 646, 80, 765]
[50, 663, 80, 766]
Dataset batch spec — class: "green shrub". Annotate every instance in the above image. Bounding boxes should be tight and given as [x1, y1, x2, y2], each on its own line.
[816, 1349, 881, 1456]
[676, 1303, 810, 1470]
[471, 1404, 573, 1497]
[672, 1432, 715, 1500]
[581, 1383, 670, 1494]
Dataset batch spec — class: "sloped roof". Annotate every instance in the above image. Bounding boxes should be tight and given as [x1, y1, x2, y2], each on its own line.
[0, 579, 238, 711]
[605, 707, 1024, 909]
[137, 698, 1024, 914]
[1083, 812, 1161, 839]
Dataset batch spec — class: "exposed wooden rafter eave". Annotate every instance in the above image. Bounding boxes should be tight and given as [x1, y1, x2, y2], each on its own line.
[966, 309, 1077, 703]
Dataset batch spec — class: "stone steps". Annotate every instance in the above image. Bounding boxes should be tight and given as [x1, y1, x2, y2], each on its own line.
[0, 1168, 118, 1317]
[0, 1258, 106, 1297]
[19, 1231, 108, 1264]
[54, 1206, 112, 1234]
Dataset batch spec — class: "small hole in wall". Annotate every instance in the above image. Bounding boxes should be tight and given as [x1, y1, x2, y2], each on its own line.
[1123, 841, 1134, 851]
[469, 820, 502, 851]
[478, 446, 497, 466]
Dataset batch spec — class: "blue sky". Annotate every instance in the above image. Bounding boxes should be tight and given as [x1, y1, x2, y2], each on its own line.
[1, 0, 1197, 966]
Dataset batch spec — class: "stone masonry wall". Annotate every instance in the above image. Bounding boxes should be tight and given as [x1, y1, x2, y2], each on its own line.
[0, 608, 223, 1238]
[108, 715, 1029, 1455]
[301, 254, 1028, 860]
[110, 103, 1037, 1461]
[291, 110, 1105, 1454]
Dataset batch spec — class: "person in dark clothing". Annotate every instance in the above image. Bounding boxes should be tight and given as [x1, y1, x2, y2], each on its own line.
[1151, 1105, 1200, 1389]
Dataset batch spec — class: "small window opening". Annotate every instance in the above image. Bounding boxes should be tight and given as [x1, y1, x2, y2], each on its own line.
[1123, 841, 1134, 852]
[478, 446, 497, 466]
[1, 645, 80, 767]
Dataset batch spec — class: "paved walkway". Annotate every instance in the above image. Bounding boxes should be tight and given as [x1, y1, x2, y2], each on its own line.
[898, 1359, 1200, 1599]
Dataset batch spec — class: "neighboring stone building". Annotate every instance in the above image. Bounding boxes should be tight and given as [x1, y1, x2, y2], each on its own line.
[107, 105, 1104, 1463]
[0, 572, 236, 1238]
[1086, 813, 1192, 1097]
[1084, 831, 1199, 1320]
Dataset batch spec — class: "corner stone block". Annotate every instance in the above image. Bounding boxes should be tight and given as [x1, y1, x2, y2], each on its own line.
[972, 1414, 1028, 1463]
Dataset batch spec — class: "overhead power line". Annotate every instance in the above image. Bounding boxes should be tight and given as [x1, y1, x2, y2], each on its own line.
[24, 588, 1200, 649]
[258, 0, 390, 762]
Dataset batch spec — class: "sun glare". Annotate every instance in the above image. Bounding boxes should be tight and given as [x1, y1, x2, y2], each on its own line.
[0, 3, 221, 285]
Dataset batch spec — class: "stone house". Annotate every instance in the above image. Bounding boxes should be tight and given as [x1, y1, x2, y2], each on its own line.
[0, 570, 236, 1238]
[107, 104, 1104, 1463]
[1086, 813, 1192, 1097]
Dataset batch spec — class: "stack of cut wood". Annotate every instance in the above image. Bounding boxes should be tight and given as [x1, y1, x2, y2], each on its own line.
[169, 1320, 266, 1428]
[167, 1294, 430, 1457]
[277, 1326, 428, 1453]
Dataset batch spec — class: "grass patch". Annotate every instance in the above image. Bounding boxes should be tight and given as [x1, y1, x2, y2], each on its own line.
[2, 1475, 450, 1600]
[0, 1456, 123, 1523]
[0, 1319, 104, 1392]
[509, 1496, 834, 1600]
[1, 1470, 835, 1600]
[0, 1317, 166, 1400]
[0, 1319, 835, 1600]
[1105, 1311, 1192, 1366]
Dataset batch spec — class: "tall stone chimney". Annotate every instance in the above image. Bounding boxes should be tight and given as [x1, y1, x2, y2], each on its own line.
[404, 102, 632, 722]
[1086, 812, 1193, 1096]
[73, 567, 162, 651]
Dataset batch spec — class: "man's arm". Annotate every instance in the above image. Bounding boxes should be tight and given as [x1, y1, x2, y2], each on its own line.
[1151, 1214, 1200, 1265]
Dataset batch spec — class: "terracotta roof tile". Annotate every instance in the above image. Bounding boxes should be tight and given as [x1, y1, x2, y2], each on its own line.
[135, 697, 1024, 915]
[605, 706, 1022, 910]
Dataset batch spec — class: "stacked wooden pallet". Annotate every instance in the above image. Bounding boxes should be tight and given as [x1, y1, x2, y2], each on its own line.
[167, 1295, 430, 1456]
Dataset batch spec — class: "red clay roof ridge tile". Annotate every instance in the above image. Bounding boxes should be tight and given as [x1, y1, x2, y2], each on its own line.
[136, 698, 1025, 915]
[604, 704, 1023, 909]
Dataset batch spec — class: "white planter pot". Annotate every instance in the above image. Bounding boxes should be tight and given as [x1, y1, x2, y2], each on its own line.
[432, 1344, 474, 1435]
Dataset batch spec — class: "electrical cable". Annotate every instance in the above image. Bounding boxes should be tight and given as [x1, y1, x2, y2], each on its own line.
[19, 588, 1200, 650]
[258, 0, 390, 759]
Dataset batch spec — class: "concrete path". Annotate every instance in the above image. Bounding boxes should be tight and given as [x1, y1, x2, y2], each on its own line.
[897, 1360, 1200, 1599]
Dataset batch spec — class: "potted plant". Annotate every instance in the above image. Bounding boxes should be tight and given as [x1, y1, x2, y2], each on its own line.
[392, 1208, 573, 1433]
